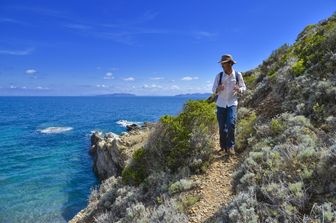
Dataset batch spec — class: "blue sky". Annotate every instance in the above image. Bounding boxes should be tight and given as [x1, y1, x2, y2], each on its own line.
[0, 0, 335, 96]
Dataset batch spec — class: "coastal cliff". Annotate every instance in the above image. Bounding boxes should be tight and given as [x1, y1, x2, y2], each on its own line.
[70, 123, 157, 223]
[90, 122, 157, 181]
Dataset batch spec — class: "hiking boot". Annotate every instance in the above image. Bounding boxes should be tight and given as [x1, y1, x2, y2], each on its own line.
[218, 148, 225, 154]
[222, 148, 229, 156]
[228, 147, 235, 155]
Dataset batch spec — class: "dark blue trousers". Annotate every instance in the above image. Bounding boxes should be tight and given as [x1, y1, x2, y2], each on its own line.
[216, 105, 237, 150]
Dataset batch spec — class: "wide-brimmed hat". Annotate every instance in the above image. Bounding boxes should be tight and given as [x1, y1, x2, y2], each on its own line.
[218, 54, 236, 64]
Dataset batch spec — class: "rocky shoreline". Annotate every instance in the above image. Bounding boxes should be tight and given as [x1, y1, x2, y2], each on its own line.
[70, 122, 156, 223]
[90, 122, 157, 181]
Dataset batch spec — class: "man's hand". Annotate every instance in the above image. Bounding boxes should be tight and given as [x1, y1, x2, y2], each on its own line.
[233, 84, 240, 94]
[216, 84, 224, 93]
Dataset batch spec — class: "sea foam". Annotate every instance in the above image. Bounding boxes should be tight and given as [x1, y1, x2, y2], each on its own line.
[38, 127, 73, 134]
[116, 120, 142, 128]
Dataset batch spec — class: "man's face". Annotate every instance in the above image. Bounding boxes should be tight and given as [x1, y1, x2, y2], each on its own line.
[221, 62, 232, 70]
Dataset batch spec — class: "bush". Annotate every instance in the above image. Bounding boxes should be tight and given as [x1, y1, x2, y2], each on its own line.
[122, 100, 217, 187]
[270, 118, 285, 135]
[220, 113, 336, 222]
[121, 164, 146, 186]
[244, 73, 257, 86]
[177, 194, 201, 212]
[122, 147, 147, 185]
[291, 58, 305, 76]
[149, 198, 188, 223]
[95, 198, 189, 223]
[161, 100, 216, 171]
[217, 187, 259, 223]
[236, 111, 257, 152]
[141, 171, 171, 200]
[310, 202, 336, 223]
[161, 100, 217, 172]
[169, 179, 195, 195]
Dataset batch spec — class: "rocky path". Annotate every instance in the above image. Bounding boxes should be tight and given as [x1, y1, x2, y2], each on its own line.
[186, 137, 240, 223]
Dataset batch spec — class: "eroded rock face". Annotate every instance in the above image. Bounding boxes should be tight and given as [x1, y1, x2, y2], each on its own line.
[126, 123, 140, 132]
[90, 123, 156, 181]
[70, 124, 156, 223]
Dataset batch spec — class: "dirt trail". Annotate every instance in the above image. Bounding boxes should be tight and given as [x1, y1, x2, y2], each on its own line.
[186, 136, 240, 223]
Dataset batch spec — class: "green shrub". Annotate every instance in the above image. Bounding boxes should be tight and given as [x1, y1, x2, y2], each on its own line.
[267, 69, 276, 77]
[218, 187, 259, 223]
[244, 74, 257, 86]
[150, 199, 188, 222]
[159, 100, 216, 172]
[121, 165, 146, 186]
[122, 148, 147, 185]
[293, 32, 326, 64]
[226, 112, 336, 222]
[132, 147, 145, 161]
[288, 182, 304, 198]
[271, 118, 285, 135]
[310, 202, 336, 223]
[122, 100, 217, 186]
[168, 179, 195, 195]
[313, 102, 324, 115]
[177, 195, 201, 212]
[236, 111, 257, 152]
[257, 44, 290, 81]
[291, 58, 305, 76]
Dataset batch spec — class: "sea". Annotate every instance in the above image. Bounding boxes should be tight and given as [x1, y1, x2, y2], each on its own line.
[0, 96, 207, 223]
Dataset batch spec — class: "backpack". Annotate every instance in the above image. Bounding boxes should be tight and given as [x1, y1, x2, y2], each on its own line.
[207, 71, 240, 103]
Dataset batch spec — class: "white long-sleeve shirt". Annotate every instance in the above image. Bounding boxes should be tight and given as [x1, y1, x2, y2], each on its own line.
[212, 68, 246, 108]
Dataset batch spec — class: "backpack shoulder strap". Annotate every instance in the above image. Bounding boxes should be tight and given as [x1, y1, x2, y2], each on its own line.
[235, 71, 240, 85]
[218, 72, 223, 85]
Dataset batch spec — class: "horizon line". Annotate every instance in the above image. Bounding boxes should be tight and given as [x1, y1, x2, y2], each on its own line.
[0, 93, 212, 97]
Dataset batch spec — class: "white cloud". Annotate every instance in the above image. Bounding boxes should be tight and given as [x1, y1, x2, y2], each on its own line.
[36, 86, 49, 90]
[123, 77, 135, 81]
[25, 69, 38, 75]
[103, 72, 114, 79]
[170, 85, 180, 90]
[96, 84, 108, 88]
[0, 48, 34, 56]
[150, 77, 164, 80]
[143, 84, 162, 89]
[181, 76, 199, 81]
[10, 85, 17, 89]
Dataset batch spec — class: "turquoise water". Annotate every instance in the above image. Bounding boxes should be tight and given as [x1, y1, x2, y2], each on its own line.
[0, 96, 200, 223]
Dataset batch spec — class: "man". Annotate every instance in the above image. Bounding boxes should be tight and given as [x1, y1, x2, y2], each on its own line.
[212, 54, 246, 155]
